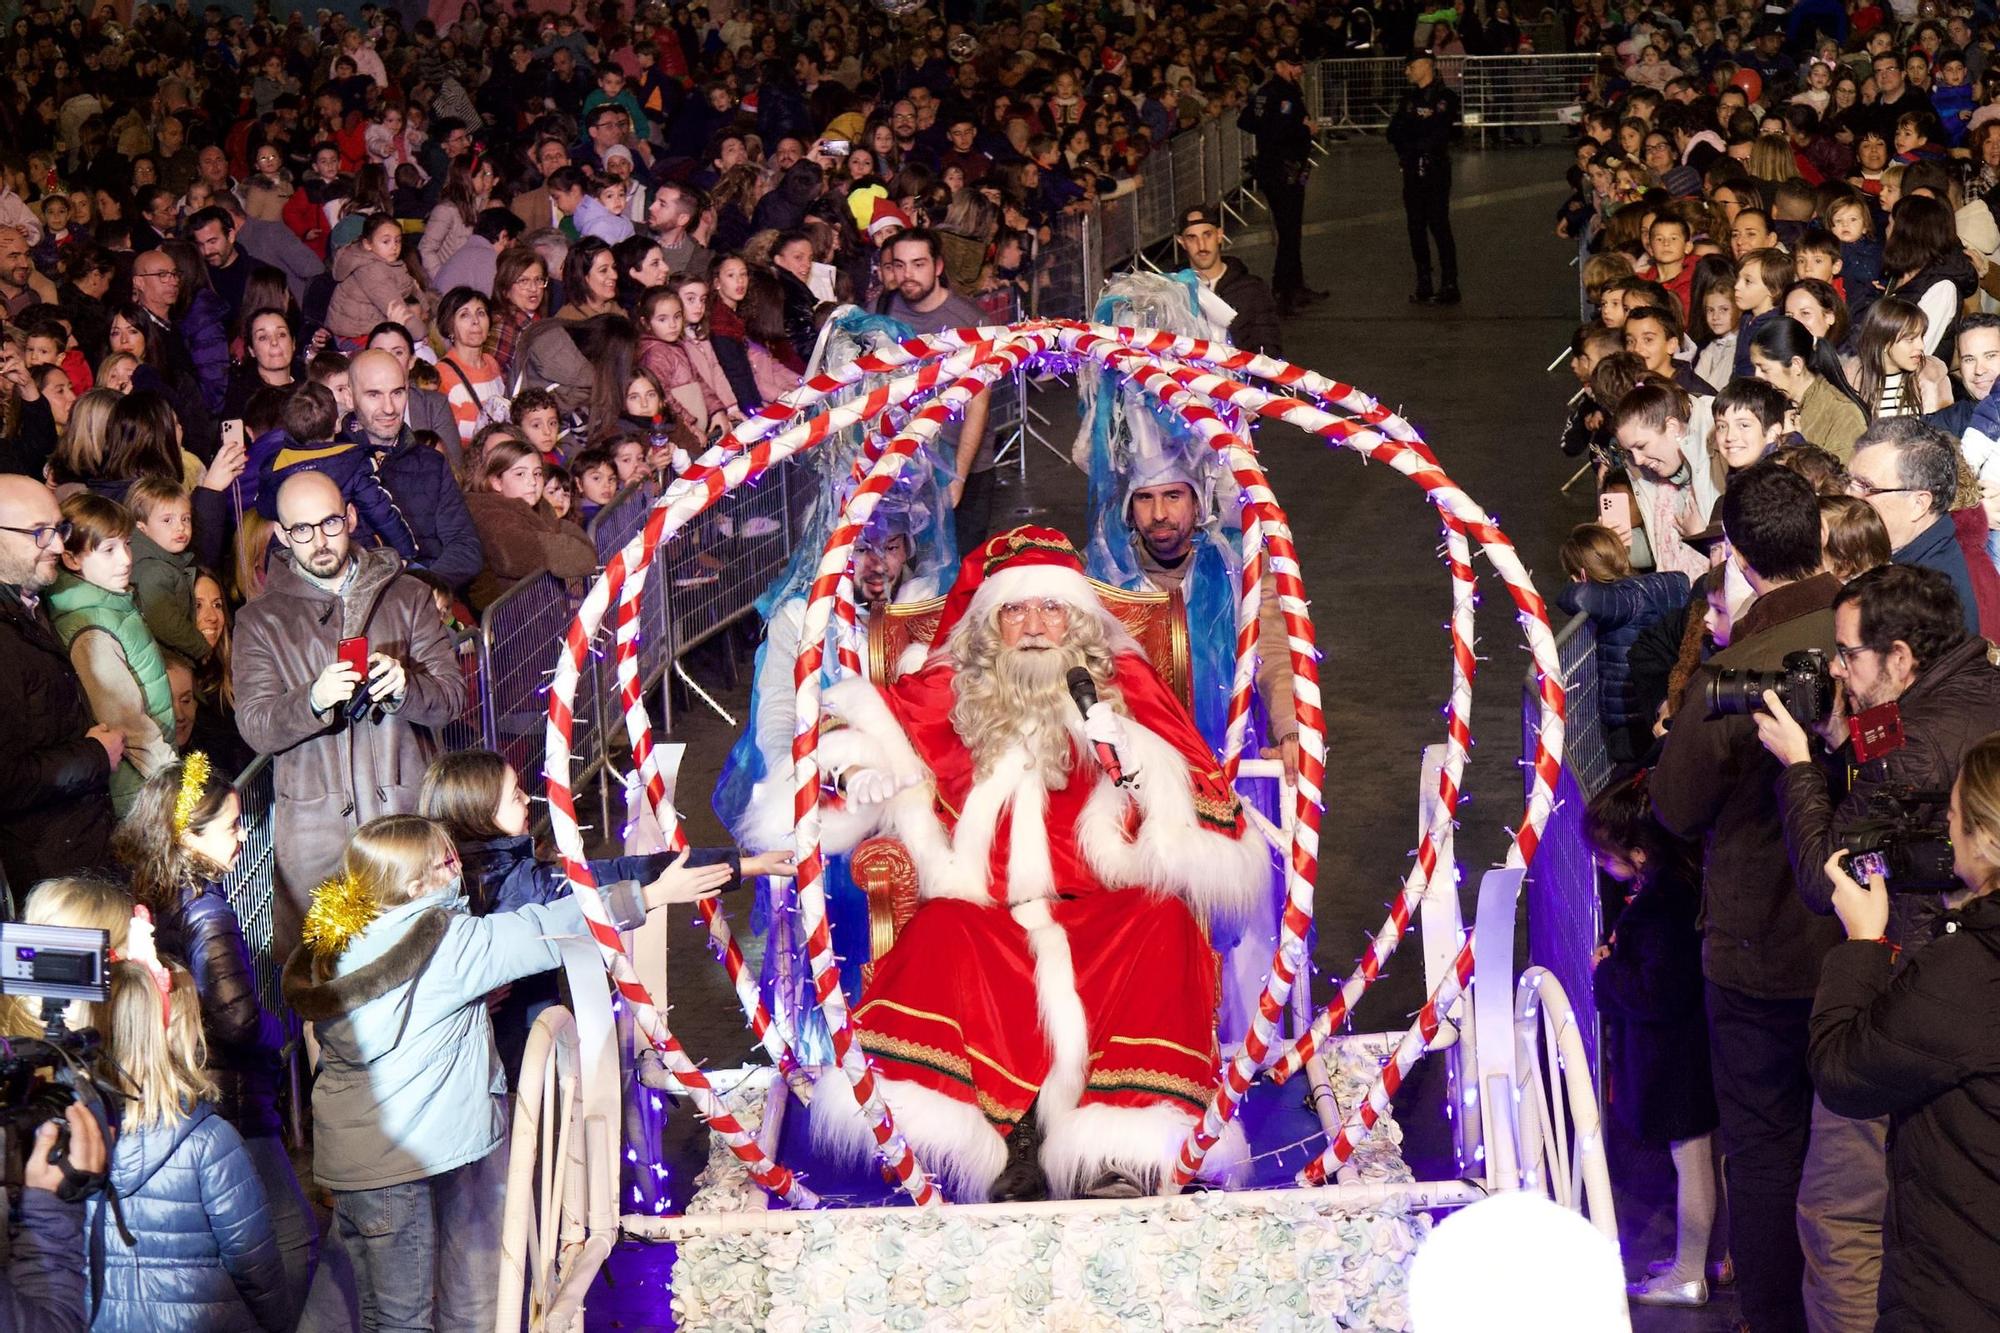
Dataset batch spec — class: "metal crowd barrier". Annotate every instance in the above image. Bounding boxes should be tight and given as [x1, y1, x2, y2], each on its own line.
[222, 753, 281, 1014]
[1518, 613, 1613, 1080]
[1312, 52, 1597, 137]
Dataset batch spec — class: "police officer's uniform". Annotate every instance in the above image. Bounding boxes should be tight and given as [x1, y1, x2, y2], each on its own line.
[1386, 50, 1461, 304]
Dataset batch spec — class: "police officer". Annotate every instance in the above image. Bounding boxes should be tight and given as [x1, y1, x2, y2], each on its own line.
[1387, 49, 1461, 305]
[1239, 47, 1324, 317]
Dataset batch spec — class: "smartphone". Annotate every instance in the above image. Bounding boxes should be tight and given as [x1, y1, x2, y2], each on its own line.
[221, 418, 246, 453]
[337, 635, 370, 678]
[816, 138, 851, 155]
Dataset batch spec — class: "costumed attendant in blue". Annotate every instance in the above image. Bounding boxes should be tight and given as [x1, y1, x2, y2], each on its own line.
[713, 310, 960, 1059]
[1078, 275, 1301, 1045]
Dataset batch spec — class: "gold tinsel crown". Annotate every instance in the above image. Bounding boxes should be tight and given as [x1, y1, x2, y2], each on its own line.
[301, 870, 380, 958]
[172, 751, 212, 834]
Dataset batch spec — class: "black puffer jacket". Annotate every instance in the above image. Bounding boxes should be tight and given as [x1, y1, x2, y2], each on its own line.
[154, 878, 288, 1140]
[1809, 896, 2000, 1332]
[1778, 636, 2000, 950]
[0, 586, 114, 892]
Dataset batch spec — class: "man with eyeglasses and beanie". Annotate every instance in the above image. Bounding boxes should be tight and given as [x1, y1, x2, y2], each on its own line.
[0, 474, 118, 890]
[1388, 49, 1461, 306]
[234, 470, 466, 960]
[1650, 462, 1844, 1333]
[1238, 48, 1323, 318]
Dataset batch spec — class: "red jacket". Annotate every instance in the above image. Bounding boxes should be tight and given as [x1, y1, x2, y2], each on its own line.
[282, 187, 328, 260]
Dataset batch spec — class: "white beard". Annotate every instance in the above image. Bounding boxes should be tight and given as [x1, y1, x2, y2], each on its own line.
[958, 640, 1084, 787]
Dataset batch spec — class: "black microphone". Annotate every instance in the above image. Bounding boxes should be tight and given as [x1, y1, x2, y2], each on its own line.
[1067, 667, 1125, 785]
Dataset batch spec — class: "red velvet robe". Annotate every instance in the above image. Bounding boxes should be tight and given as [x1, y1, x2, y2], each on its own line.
[843, 652, 1261, 1141]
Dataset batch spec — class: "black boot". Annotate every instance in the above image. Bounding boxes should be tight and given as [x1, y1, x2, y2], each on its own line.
[990, 1100, 1049, 1202]
[1435, 284, 1462, 305]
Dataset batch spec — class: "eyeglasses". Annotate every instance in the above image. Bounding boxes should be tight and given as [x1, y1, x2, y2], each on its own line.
[1833, 641, 1879, 667]
[280, 514, 347, 544]
[998, 598, 1071, 627]
[0, 519, 71, 548]
[133, 268, 180, 281]
[513, 275, 550, 287]
[1845, 476, 1922, 500]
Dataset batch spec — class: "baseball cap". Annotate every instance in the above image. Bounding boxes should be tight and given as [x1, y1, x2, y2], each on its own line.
[1178, 204, 1222, 232]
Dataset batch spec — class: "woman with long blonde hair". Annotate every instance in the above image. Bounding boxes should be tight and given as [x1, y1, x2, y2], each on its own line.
[87, 958, 291, 1332]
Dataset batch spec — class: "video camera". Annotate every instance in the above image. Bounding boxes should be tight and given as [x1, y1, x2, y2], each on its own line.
[0, 922, 119, 1209]
[1840, 786, 1958, 895]
[1705, 649, 1834, 727]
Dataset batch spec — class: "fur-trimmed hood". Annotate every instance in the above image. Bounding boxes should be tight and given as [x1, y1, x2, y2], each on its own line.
[282, 906, 451, 1023]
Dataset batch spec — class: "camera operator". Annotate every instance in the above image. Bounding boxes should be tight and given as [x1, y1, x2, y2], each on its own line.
[1651, 461, 1844, 1333]
[5, 1102, 107, 1333]
[1752, 563, 2000, 1331]
[1809, 734, 2000, 1330]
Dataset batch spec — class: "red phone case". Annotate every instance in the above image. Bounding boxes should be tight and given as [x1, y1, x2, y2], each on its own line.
[337, 636, 369, 675]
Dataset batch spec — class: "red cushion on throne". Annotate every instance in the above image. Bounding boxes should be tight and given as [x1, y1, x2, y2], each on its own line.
[852, 582, 1192, 989]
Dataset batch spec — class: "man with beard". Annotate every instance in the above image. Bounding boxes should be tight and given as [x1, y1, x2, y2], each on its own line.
[887, 230, 993, 545]
[0, 474, 119, 889]
[234, 471, 465, 960]
[804, 527, 1270, 1201]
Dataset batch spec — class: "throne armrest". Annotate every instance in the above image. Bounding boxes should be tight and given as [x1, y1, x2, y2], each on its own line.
[849, 835, 923, 991]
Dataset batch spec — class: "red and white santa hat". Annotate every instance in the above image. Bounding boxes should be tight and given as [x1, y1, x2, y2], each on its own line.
[932, 525, 1135, 651]
[867, 196, 914, 243]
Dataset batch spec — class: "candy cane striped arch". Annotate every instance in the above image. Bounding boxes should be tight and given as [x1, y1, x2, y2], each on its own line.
[538, 318, 1565, 1210]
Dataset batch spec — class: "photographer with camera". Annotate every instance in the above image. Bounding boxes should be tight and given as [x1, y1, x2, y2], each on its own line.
[1652, 461, 1845, 1333]
[1809, 734, 2000, 1330]
[1752, 563, 2000, 1330]
[4, 1102, 106, 1333]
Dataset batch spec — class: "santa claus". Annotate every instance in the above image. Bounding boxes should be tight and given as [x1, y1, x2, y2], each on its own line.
[808, 526, 1272, 1199]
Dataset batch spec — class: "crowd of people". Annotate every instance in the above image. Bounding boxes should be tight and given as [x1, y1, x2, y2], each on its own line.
[1561, 2, 2000, 1329]
[0, 0, 1327, 1329]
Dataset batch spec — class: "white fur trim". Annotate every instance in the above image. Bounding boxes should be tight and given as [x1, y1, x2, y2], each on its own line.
[1073, 719, 1273, 934]
[1013, 898, 1089, 1120]
[1038, 1101, 1249, 1198]
[807, 1067, 1008, 1203]
[894, 641, 931, 678]
[963, 565, 1138, 654]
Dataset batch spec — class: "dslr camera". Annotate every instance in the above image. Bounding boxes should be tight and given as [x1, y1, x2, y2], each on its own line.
[1705, 649, 1834, 727]
[1840, 786, 1957, 895]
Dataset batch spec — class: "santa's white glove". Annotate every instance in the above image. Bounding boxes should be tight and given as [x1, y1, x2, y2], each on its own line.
[843, 767, 901, 805]
[1084, 701, 1132, 780]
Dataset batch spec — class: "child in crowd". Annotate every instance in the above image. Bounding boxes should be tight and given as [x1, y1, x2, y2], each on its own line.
[1587, 772, 1724, 1308]
[327, 214, 426, 346]
[127, 474, 213, 666]
[1826, 196, 1884, 316]
[574, 175, 635, 244]
[307, 349, 355, 417]
[418, 748, 794, 1078]
[667, 272, 742, 420]
[46, 494, 177, 813]
[637, 288, 733, 441]
[1850, 295, 1950, 419]
[1612, 381, 1719, 581]
[282, 814, 731, 1330]
[608, 433, 647, 487]
[1820, 494, 1894, 582]
[30, 193, 78, 272]
[88, 957, 293, 1333]
[543, 468, 576, 521]
[254, 382, 420, 560]
[21, 314, 90, 394]
[1731, 247, 1795, 379]
[569, 446, 620, 527]
[1555, 524, 1690, 763]
[512, 387, 567, 467]
[1561, 323, 1624, 473]
[1712, 377, 1796, 472]
[1790, 229, 1844, 297]
[114, 758, 316, 1318]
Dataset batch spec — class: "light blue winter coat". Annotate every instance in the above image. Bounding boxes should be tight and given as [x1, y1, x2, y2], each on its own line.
[282, 887, 587, 1191]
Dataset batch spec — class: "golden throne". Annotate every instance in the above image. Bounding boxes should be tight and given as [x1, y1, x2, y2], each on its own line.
[849, 581, 1192, 987]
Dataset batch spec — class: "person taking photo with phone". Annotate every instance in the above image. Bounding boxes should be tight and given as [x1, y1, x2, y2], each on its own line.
[233, 470, 466, 961]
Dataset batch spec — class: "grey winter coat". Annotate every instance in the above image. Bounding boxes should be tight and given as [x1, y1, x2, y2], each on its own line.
[233, 547, 466, 958]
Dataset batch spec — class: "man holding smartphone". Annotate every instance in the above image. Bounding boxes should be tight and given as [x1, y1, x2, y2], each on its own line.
[234, 471, 466, 960]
